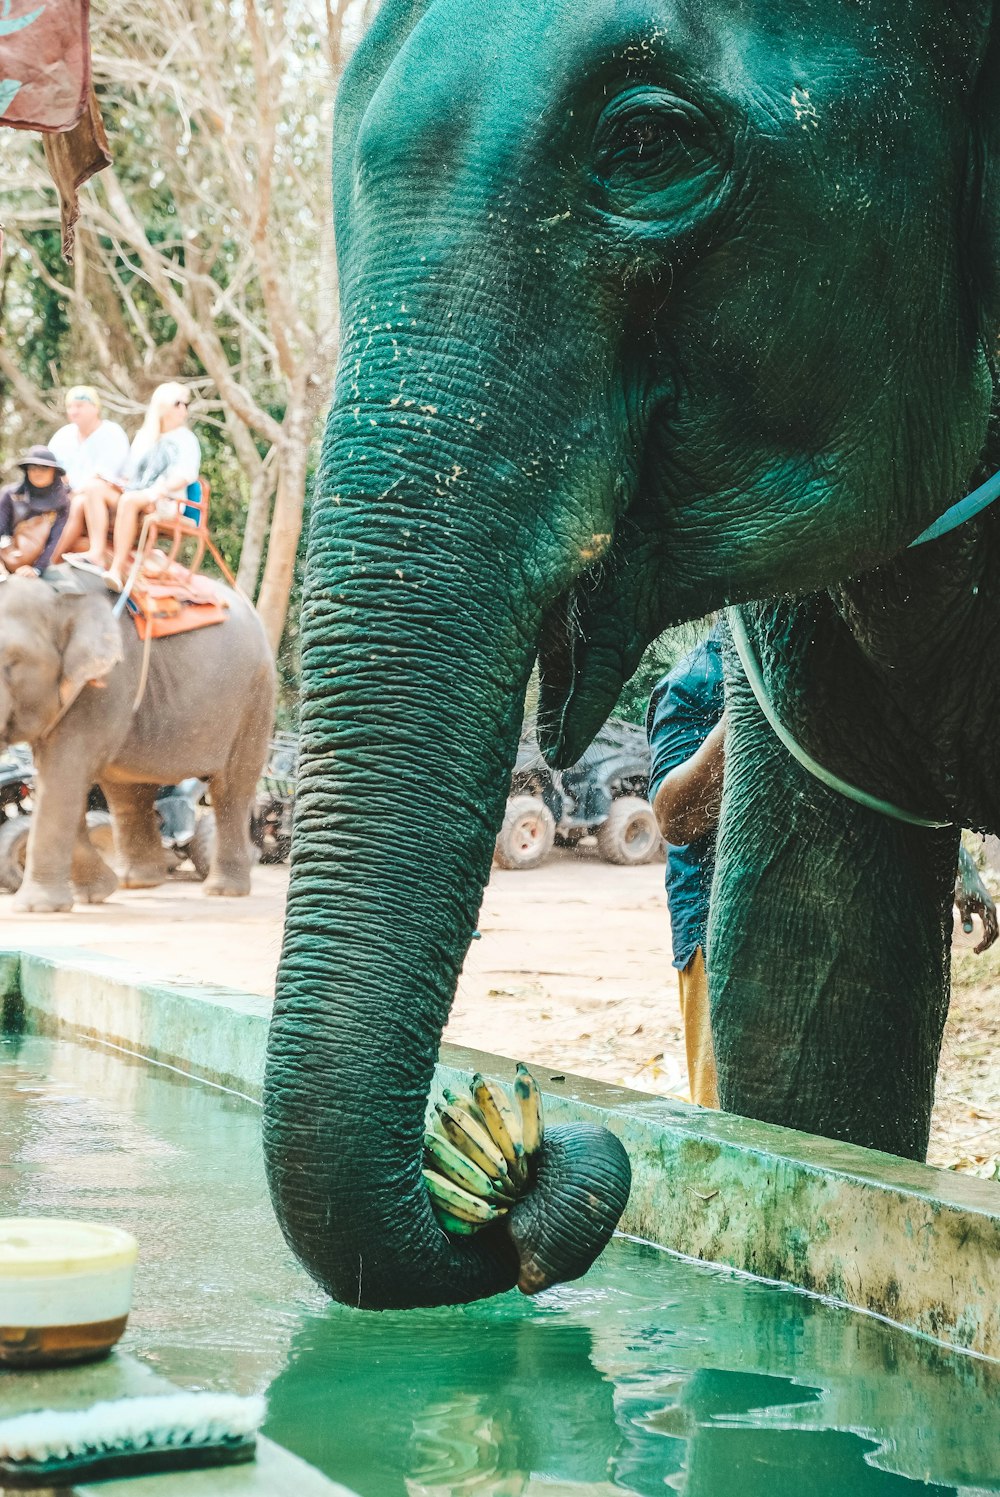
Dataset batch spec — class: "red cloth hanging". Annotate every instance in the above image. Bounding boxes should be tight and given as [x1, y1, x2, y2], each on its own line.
[1, 0, 110, 258]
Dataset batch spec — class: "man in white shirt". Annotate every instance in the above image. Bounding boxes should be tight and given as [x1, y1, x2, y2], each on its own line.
[48, 386, 129, 560]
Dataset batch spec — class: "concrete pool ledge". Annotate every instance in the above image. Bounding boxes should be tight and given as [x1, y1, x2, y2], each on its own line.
[4, 944, 1000, 1361]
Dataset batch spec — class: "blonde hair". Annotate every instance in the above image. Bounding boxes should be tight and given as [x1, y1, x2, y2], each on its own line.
[65, 385, 101, 412]
[131, 382, 190, 459]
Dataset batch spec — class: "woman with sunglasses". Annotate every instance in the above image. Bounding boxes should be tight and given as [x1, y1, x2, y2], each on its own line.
[71, 381, 200, 588]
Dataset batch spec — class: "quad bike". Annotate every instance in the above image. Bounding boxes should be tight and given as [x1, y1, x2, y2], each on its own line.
[494, 717, 662, 872]
[251, 731, 298, 865]
[0, 745, 33, 826]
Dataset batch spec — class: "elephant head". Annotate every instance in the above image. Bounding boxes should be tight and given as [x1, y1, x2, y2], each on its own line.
[264, 0, 1000, 1308]
[0, 576, 122, 748]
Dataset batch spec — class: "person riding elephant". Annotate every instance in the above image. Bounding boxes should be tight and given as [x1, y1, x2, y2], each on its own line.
[48, 385, 130, 562]
[73, 381, 200, 589]
[0, 568, 274, 911]
[262, 0, 1000, 1313]
[0, 447, 71, 578]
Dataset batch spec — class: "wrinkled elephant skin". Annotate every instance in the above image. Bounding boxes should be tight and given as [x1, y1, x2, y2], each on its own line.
[265, 0, 1000, 1308]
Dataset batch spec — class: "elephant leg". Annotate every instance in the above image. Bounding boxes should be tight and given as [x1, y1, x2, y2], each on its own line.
[15, 752, 97, 913]
[202, 687, 270, 898]
[709, 656, 958, 1162]
[69, 814, 119, 904]
[202, 777, 255, 897]
[102, 782, 168, 888]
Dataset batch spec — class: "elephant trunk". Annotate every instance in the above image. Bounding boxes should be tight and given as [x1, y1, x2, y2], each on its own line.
[264, 413, 629, 1308]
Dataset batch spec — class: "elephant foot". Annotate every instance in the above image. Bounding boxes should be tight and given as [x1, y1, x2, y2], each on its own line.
[119, 864, 167, 890]
[203, 871, 252, 898]
[13, 880, 74, 914]
[74, 865, 120, 904]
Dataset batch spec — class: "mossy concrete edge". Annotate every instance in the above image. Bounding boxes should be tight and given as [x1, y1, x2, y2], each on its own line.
[5, 945, 1000, 1360]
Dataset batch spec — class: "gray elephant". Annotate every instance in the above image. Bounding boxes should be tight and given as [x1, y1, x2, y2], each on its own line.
[0, 570, 275, 911]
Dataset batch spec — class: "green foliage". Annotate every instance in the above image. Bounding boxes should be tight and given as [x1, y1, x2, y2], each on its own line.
[12, 229, 68, 390]
[615, 619, 714, 725]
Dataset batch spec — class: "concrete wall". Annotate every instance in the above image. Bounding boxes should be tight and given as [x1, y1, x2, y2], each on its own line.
[3, 944, 999, 1361]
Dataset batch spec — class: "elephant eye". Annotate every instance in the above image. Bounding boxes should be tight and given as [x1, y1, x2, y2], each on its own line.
[596, 94, 695, 173]
[592, 86, 723, 225]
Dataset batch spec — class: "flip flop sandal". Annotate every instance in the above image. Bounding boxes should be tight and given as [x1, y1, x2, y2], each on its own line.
[63, 555, 106, 575]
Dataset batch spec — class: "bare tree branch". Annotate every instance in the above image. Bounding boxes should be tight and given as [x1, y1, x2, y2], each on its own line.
[0, 0, 355, 643]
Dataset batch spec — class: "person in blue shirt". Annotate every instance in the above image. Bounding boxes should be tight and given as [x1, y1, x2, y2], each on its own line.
[646, 624, 725, 1107]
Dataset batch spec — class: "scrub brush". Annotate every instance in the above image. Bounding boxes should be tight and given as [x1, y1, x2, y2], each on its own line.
[0, 1391, 266, 1488]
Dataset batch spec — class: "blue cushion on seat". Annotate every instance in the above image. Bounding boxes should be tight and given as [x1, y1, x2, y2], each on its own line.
[182, 480, 202, 522]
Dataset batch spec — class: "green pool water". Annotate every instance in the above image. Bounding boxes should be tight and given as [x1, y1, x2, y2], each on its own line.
[1, 1032, 998, 1496]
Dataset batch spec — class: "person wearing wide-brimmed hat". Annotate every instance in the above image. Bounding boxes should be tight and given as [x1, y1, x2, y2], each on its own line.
[0, 446, 72, 577]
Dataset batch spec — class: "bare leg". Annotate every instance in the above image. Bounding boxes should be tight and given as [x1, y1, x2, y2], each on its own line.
[101, 781, 168, 888]
[78, 479, 120, 566]
[108, 493, 151, 584]
[51, 495, 87, 562]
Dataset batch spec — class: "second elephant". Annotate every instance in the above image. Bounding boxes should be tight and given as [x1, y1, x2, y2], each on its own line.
[0, 569, 275, 911]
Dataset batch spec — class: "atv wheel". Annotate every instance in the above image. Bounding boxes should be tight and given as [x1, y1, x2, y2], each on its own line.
[0, 816, 30, 892]
[494, 795, 556, 871]
[596, 796, 662, 866]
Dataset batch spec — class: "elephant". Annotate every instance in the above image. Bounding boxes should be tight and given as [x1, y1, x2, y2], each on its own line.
[0, 569, 275, 911]
[263, 0, 1000, 1310]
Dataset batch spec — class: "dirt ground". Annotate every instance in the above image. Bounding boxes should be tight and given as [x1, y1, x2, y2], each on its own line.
[1, 846, 996, 1171]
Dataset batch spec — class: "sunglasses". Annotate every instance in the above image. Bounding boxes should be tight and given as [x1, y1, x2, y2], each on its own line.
[173, 400, 189, 408]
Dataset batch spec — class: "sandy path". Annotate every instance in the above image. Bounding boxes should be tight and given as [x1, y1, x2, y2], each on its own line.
[0, 848, 995, 1168]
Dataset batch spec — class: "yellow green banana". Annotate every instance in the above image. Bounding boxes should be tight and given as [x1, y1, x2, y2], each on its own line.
[423, 1130, 497, 1198]
[514, 1063, 544, 1156]
[436, 1104, 511, 1184]
[473, 1072, 527, 1182]
[422, 1168, 506, 1224]
[443, 1087, 490, 1132]
[432, 1206, 482, 1237]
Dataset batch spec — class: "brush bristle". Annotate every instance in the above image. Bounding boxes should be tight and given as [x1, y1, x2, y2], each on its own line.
[0, 1392, 266, 1465]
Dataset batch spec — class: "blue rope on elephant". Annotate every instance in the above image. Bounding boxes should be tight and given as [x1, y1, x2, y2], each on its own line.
[727, 464, 1000, 829]
[908, 467, 1000, 548]
[727, 608, 954, 829]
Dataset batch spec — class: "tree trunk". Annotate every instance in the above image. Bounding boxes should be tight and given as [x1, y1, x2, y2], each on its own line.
[236, 466, 276, 597]
[255, 407, 310, 653]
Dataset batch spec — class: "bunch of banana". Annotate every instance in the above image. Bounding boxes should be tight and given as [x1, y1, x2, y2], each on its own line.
[423, 1063, 545, 1236]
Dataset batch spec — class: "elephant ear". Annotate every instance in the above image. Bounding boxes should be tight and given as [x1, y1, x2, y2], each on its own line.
[58, 590, 123, 701]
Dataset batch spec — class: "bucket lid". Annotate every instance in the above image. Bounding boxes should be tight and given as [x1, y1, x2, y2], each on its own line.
[0, 1219, 137, 1277]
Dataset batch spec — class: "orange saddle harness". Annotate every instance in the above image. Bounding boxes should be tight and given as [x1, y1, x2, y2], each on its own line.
[122, 552, 229, 640]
